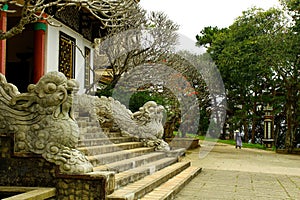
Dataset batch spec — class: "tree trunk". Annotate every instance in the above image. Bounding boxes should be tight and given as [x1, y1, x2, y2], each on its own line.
[251, 118, 256, 144]
[274, 116, 280, 148]
[243, 118, 248, 143]
[285, 83, 297, 153]
[285, 102, 293, 153]
[251, 102, 257, 144]
[163, 116, 177, 139]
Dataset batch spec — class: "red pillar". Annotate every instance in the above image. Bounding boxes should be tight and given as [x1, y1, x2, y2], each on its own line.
[0, 7, 7, 75]
[33, 18, 47, 83]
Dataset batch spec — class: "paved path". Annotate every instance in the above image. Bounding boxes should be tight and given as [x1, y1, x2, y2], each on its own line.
[174, 142, 300, 200]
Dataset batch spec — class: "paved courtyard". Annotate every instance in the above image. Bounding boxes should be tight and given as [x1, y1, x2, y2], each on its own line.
[174, 142, 300, 200]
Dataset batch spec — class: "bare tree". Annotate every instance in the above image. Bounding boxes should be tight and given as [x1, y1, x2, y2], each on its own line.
[93, 11, 179, 94]
[0, 0, 141, 40]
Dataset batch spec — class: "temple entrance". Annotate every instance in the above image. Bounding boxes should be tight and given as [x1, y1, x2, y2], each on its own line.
[6, 17, 34, 93]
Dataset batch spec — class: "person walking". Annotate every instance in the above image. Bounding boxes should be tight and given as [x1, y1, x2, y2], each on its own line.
[234, 130, 242, 149]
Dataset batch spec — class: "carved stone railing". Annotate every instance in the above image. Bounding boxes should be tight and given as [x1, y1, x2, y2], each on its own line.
[0, 71, 169, 174]
[75, 94, 170, 151]
[0, 71, 93, 174]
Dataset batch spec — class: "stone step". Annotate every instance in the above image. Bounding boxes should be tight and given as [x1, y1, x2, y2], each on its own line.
[106, 161, 191, 200]
[78, 142, 144, 156]
[0, 186, 56, 200]
[76, 116, 91, 122]
[81, 131, 122, 139]
[79, 127, 105, 134]
[103, 131, 122, 138]
[78, 137, 136, 147]
[93, 152, 166, 172]
[77, 120, 99, 127]
[87, 147, 155, 166]
[141, 166, 202, 200]
[115, 157, 178, 189]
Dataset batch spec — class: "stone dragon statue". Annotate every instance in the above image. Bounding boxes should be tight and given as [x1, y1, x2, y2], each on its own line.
[0, 71, 93, 174]
[0, 71, 169, 174]
[76, 95, 170, 151]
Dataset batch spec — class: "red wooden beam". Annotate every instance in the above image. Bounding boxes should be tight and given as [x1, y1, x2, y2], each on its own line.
[0, 8, 7, 75]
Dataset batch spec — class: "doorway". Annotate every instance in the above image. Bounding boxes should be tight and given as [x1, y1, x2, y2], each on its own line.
[6, 17, 34, 93]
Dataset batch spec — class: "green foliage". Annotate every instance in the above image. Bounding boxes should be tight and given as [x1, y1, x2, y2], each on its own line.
[196, 5, 300, 150]
[219, 139, 267, 150]
[196, 135, 267, 150]
[196, 26, 225, 48]
[281, 0, 300, 32]
[205, 8, 284, 142]
[128, 90, 166, 112]
[96, 84, 114, 97]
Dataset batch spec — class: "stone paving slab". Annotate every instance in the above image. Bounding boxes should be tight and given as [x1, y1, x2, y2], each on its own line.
[0, 187, 56, 200]
[174, 142, 300, 200]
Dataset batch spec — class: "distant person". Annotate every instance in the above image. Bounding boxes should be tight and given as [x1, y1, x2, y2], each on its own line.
[234, 130, 242, 149]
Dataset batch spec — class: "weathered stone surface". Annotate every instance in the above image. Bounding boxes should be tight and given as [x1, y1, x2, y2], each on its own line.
[0, 71, 175, 199]
[55, 174, 107, 200]
[76, 94, 170, 151]
[0, 156, 56, 187]
[0, 72, 93, 174]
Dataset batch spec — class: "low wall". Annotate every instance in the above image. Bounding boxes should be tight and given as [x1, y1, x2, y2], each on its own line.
[276, 148, 300, 155]
[0, 134, 55, 187]
[55, 172, 113, 200]
[165, 138, 200, 150]
[0, 135, 111, 200]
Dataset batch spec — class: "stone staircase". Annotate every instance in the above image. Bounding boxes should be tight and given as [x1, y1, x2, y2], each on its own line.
[76, 115, 202, 200]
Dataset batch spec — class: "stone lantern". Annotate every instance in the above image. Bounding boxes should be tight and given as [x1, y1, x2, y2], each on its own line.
[262, 104, 274, 148]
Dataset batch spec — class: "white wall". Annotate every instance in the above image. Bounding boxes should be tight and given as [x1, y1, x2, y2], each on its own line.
[45, 18, 94, 94]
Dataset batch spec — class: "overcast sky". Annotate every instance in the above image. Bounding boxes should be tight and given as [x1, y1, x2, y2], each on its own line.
[140, 0, 281, 53]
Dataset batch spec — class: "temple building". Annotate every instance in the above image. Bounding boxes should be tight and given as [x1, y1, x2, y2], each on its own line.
[0, 1, 139, 93]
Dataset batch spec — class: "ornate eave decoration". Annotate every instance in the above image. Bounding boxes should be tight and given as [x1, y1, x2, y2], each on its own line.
[0, 0, 142, 41]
